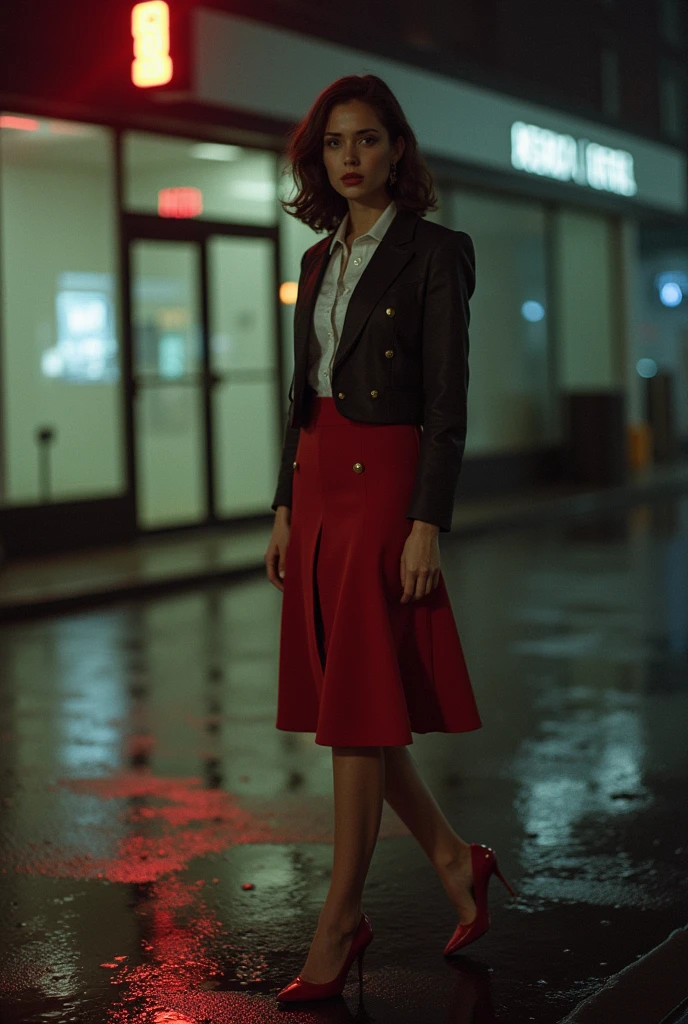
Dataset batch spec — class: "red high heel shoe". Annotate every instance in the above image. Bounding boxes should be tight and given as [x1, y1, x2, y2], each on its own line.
[443, 843, 517, 956]
[276, 913, 374, 1003]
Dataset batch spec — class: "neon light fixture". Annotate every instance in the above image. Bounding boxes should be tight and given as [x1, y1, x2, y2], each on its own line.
[131, 1, 172, 88]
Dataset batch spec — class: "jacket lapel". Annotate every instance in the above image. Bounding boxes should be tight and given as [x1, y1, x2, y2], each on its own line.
[294, 208, 419, 375]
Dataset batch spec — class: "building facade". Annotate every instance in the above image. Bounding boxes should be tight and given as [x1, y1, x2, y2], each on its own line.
[1, 0, 687, 556]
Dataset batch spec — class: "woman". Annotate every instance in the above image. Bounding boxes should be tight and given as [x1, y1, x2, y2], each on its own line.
[264, 74, 516, 1004]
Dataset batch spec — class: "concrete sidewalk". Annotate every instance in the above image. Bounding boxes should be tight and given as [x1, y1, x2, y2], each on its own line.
[557, 923, 688, 1023]
[1, 458, 688, 621]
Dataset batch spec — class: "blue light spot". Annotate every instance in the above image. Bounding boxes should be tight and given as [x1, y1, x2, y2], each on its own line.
[659, 282, 682, 307]
[521, 301, 545, 322]
[636, 358, 657, 378]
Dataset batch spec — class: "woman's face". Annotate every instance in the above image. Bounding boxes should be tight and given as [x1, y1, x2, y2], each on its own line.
[322, 99, 404, 206]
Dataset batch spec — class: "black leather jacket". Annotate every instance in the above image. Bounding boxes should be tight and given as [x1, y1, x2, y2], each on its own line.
[271, 207, 475, 533]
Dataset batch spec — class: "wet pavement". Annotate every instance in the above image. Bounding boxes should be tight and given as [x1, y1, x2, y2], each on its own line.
[1, 497, 687, 1023]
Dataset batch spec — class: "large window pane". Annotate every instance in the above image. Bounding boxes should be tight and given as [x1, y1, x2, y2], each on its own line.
[433, 187, 557, 452]
[635, 226, 688, 444]
[276, 154, 321, 416]
[0, 114, 124, 505]
[123, 132, 278, 225]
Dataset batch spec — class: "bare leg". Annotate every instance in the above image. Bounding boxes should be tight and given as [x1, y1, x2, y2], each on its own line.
[299, 746, 384, 984]
[382, 745, 477, 923]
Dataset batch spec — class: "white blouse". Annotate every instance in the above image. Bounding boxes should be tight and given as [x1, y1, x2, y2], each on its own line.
[307, 199, 399, 396]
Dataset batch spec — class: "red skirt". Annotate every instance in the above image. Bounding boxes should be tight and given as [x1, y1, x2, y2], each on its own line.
[276, 396, 482, 746]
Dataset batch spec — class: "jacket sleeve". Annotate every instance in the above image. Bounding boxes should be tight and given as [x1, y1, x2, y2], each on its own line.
[270, 250, 309, 514]
[405, 230, 476, 533]
[270, 378, 300, 513]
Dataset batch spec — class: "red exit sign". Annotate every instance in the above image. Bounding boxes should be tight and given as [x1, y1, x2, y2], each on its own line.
[131, 2, 173, 87]
[158, 188, 203, 218]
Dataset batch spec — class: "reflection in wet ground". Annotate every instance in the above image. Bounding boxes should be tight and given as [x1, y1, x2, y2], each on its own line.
[1, 499, 687, 1022]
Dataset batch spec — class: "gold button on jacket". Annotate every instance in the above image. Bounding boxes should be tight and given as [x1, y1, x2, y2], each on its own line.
[337, 391, 345, 399]
[385, 349, 394, 358]
[292, 461, 298, 469]
[370, 389, 378, 398]
[352, 462, 365, 473]
[385, 307, 396, 317]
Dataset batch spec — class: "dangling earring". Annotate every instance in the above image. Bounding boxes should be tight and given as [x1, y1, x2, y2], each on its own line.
[388, 161, 397, 186]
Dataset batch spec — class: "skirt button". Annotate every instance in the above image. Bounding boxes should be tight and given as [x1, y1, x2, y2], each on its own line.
[352, 462, 365, 473]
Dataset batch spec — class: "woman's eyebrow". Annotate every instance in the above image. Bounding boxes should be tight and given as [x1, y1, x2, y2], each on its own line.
[324, 128, 380, 136]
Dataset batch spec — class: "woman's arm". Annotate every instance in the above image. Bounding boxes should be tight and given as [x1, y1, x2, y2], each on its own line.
[271, 249, 310, 515]
[405, 231, 475, 533]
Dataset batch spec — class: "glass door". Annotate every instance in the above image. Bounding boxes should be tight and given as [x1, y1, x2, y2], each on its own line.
[207, 235, 278, 518]
[125, 222, 281, 533]
[130, 239, 207, 529]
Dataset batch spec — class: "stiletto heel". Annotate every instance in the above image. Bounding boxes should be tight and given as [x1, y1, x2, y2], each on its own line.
[443, 843, 517, 956]
[276, 913, 373, 1003]
[494, 861, 517, 897]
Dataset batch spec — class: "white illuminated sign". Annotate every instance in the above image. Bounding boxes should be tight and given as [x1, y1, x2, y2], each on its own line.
[511, 121, 637, 197]
[42, 276, 119, 383]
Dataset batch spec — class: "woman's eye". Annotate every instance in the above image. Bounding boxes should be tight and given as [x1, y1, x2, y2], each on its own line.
[326, 137, 376, 147]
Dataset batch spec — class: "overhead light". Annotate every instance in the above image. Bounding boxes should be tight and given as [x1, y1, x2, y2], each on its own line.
[227, 181, 276, 200]
[190, 143, 243, 161]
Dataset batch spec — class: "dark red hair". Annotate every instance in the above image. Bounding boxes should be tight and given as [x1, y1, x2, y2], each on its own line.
[280, 74, 438, 233]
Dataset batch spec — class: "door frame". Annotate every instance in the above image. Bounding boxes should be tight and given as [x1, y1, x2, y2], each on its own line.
[121, 213, 281, 534]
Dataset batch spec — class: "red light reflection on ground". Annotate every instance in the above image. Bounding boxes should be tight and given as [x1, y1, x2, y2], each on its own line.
[102, 874, 274, 1023]
[9, 769, 408, 883]
[4, 770, 408, 1021]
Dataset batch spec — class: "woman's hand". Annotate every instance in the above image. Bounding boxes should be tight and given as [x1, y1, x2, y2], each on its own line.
[400, 521, 441, 602]
[265, 506, 291, 592]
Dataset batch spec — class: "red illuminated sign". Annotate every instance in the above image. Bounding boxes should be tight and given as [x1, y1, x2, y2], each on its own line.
[158, 188, 203, 218]
[0, 115, 39, 131]
[131, 2, 173, 88]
